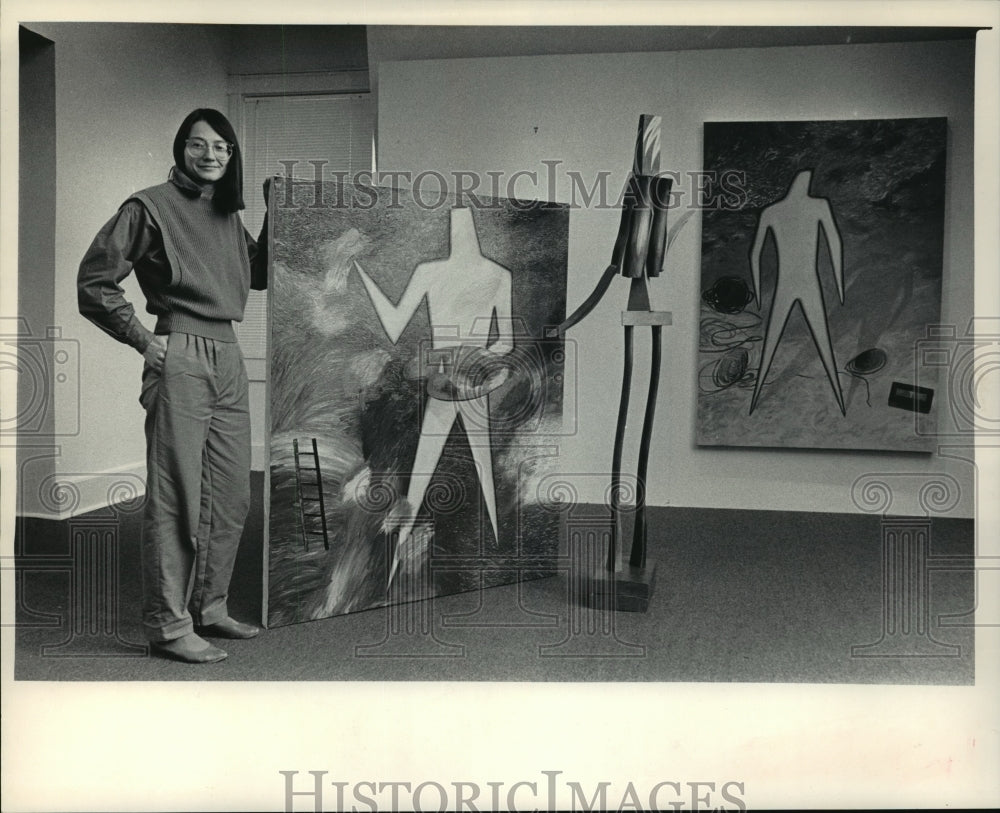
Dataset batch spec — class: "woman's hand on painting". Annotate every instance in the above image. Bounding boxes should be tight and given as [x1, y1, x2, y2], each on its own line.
[142, 334, 168, 373]
[487, 341, 514, 356]
[263, 175, 284, 208]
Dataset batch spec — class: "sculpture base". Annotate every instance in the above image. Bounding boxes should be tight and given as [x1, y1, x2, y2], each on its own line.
[583, 561, 657, 613]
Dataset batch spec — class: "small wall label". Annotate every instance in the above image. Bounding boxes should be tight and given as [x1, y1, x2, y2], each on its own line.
[888, 381, 934, 413]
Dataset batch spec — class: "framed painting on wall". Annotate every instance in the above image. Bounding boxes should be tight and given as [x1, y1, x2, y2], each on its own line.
[696, 117, 947, 452]
[265, 180, 570, 627]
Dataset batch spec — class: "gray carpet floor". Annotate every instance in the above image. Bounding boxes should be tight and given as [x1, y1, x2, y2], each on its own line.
[14, 473, 975, 683]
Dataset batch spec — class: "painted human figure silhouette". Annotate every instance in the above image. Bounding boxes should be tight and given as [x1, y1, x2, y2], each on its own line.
[354, 207, 513, 585]
[749, 169, 845, 415]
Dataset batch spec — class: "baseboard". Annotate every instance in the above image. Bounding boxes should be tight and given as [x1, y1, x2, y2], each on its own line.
[17, 466, 975, 521]
[18, 461, 147, 520]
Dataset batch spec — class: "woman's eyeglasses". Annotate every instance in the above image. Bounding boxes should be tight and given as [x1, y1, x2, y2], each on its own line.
[185, 138, 233, 159]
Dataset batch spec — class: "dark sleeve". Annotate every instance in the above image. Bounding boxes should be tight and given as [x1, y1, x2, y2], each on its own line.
[246, 210, 269, 291]
[77, 201, 160, 352]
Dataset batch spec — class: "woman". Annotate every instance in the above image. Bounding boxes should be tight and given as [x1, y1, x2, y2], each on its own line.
[78, 108, 268, 663]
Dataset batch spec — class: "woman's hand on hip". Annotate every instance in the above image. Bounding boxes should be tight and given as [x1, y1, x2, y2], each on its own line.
[142, 335, 168, 373]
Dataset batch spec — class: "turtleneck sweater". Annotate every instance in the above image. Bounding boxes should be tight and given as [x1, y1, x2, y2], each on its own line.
[78, 166, 267, 351]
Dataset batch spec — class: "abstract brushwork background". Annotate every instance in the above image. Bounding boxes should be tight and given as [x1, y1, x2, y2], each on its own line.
[267, 181, 569, 627]
[697, 117, 947, 452]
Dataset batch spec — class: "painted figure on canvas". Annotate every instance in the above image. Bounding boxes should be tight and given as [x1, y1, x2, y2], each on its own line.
[748, 169, 845, 416]
[353, 206, 514, 586]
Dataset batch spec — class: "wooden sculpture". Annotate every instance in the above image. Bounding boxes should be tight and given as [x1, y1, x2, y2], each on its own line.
[559, 114, 672, 612]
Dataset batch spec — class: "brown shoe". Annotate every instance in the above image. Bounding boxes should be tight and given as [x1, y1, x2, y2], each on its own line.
[196, 617, 261, 639]
[151, 633, 227, 664]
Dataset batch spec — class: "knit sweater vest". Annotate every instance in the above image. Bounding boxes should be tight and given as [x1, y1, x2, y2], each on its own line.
[130, 174, 251, 341]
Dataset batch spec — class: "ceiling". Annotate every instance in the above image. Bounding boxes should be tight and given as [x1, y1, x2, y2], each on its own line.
[366, 25, 982, 62]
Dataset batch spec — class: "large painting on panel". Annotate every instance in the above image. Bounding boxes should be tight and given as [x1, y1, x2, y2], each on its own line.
[266, 181, 569, 627]
[697, 117, 946, 451]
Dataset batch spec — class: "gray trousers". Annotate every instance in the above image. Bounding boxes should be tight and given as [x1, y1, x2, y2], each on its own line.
[140, 332, 251, 642]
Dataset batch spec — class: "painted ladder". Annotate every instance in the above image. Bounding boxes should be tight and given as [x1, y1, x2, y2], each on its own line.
[292, 438, 330, 550]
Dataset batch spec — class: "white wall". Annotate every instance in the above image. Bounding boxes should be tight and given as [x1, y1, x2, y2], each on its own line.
[21, 23, 230, 517]
[378, 40, 976, 518]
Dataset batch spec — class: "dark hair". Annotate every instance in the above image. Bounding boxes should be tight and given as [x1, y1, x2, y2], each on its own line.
[172, 108, 245, 214]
